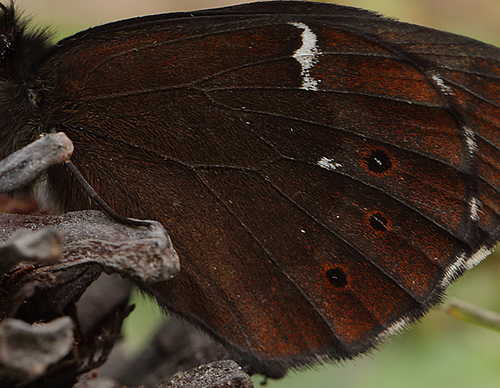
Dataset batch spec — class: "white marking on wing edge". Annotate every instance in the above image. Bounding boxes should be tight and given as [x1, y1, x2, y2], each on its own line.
[381, 245, 494, 337]
[377, 315, 413, 341]
[464, 246, 493, 270]
[317, 156, 342, 171]
[441, 253, 466, 288]
[289, 22, 321, 91]
[440, 246, 492, 288]
[431, 74, 453, 95]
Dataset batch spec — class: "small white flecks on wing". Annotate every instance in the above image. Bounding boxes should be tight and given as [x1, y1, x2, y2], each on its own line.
[430, 73, 454, 95]
[317, 156, 342, 171]
[469, 196, 480, 222]
[289, 22, 322, 91]
[464, 127, 478, 155]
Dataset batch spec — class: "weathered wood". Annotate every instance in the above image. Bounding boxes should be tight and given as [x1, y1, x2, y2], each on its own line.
[158, 360, 254, 388]
[0, 317, 73, 382]
[0, 211, 179, 284]
[0, 133, 73, 194]
[0, 228, 62, 274]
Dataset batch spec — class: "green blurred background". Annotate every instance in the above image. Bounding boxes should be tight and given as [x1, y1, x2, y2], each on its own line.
[12, 0, 500, 386]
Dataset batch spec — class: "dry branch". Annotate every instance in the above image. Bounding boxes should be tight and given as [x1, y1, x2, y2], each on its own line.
[0, 211, 179, 284]
[0, 317, 73, 382]
[0, 133, 73, 194]
[0, 228, 62, 274]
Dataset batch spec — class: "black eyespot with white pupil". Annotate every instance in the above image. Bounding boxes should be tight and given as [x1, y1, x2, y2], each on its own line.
[365, 149, 392, 173]
[326, 268, 348, 288]
[369, 212, 388, 231]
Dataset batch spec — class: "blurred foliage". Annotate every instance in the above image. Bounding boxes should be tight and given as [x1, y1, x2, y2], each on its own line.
[121, 290, 167, 355]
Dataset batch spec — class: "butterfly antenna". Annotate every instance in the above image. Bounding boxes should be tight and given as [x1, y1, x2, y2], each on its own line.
[65, 159, 151, 227]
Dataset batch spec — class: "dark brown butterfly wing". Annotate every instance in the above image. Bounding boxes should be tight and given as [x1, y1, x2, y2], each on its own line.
[31, 1, 500, 368]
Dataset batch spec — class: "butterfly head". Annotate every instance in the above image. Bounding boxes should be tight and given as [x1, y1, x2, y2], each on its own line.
[0, 2, 53, 161]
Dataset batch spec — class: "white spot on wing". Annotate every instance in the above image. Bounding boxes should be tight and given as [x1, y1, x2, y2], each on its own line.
[469, 197, 480, 222]
[431, 74, 453, 95]
[318, 156, 342, 171]
[289, 22, 321, 91]
[464, 127, 477, 155]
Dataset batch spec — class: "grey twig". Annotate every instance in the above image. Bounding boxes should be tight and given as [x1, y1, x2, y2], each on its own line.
[442, 298, 500, 332]
[0, 228, 62, 274]
[0, 133, 73, 194]
[0, 317, 74, 382]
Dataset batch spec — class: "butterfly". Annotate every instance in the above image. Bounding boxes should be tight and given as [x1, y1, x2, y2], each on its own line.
[1, 0, 500, 377]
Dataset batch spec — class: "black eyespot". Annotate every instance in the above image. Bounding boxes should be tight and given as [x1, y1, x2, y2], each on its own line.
[369, 212, 388, 231]
[326, 268, 347, 288]
[365, 149, 392, 173]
